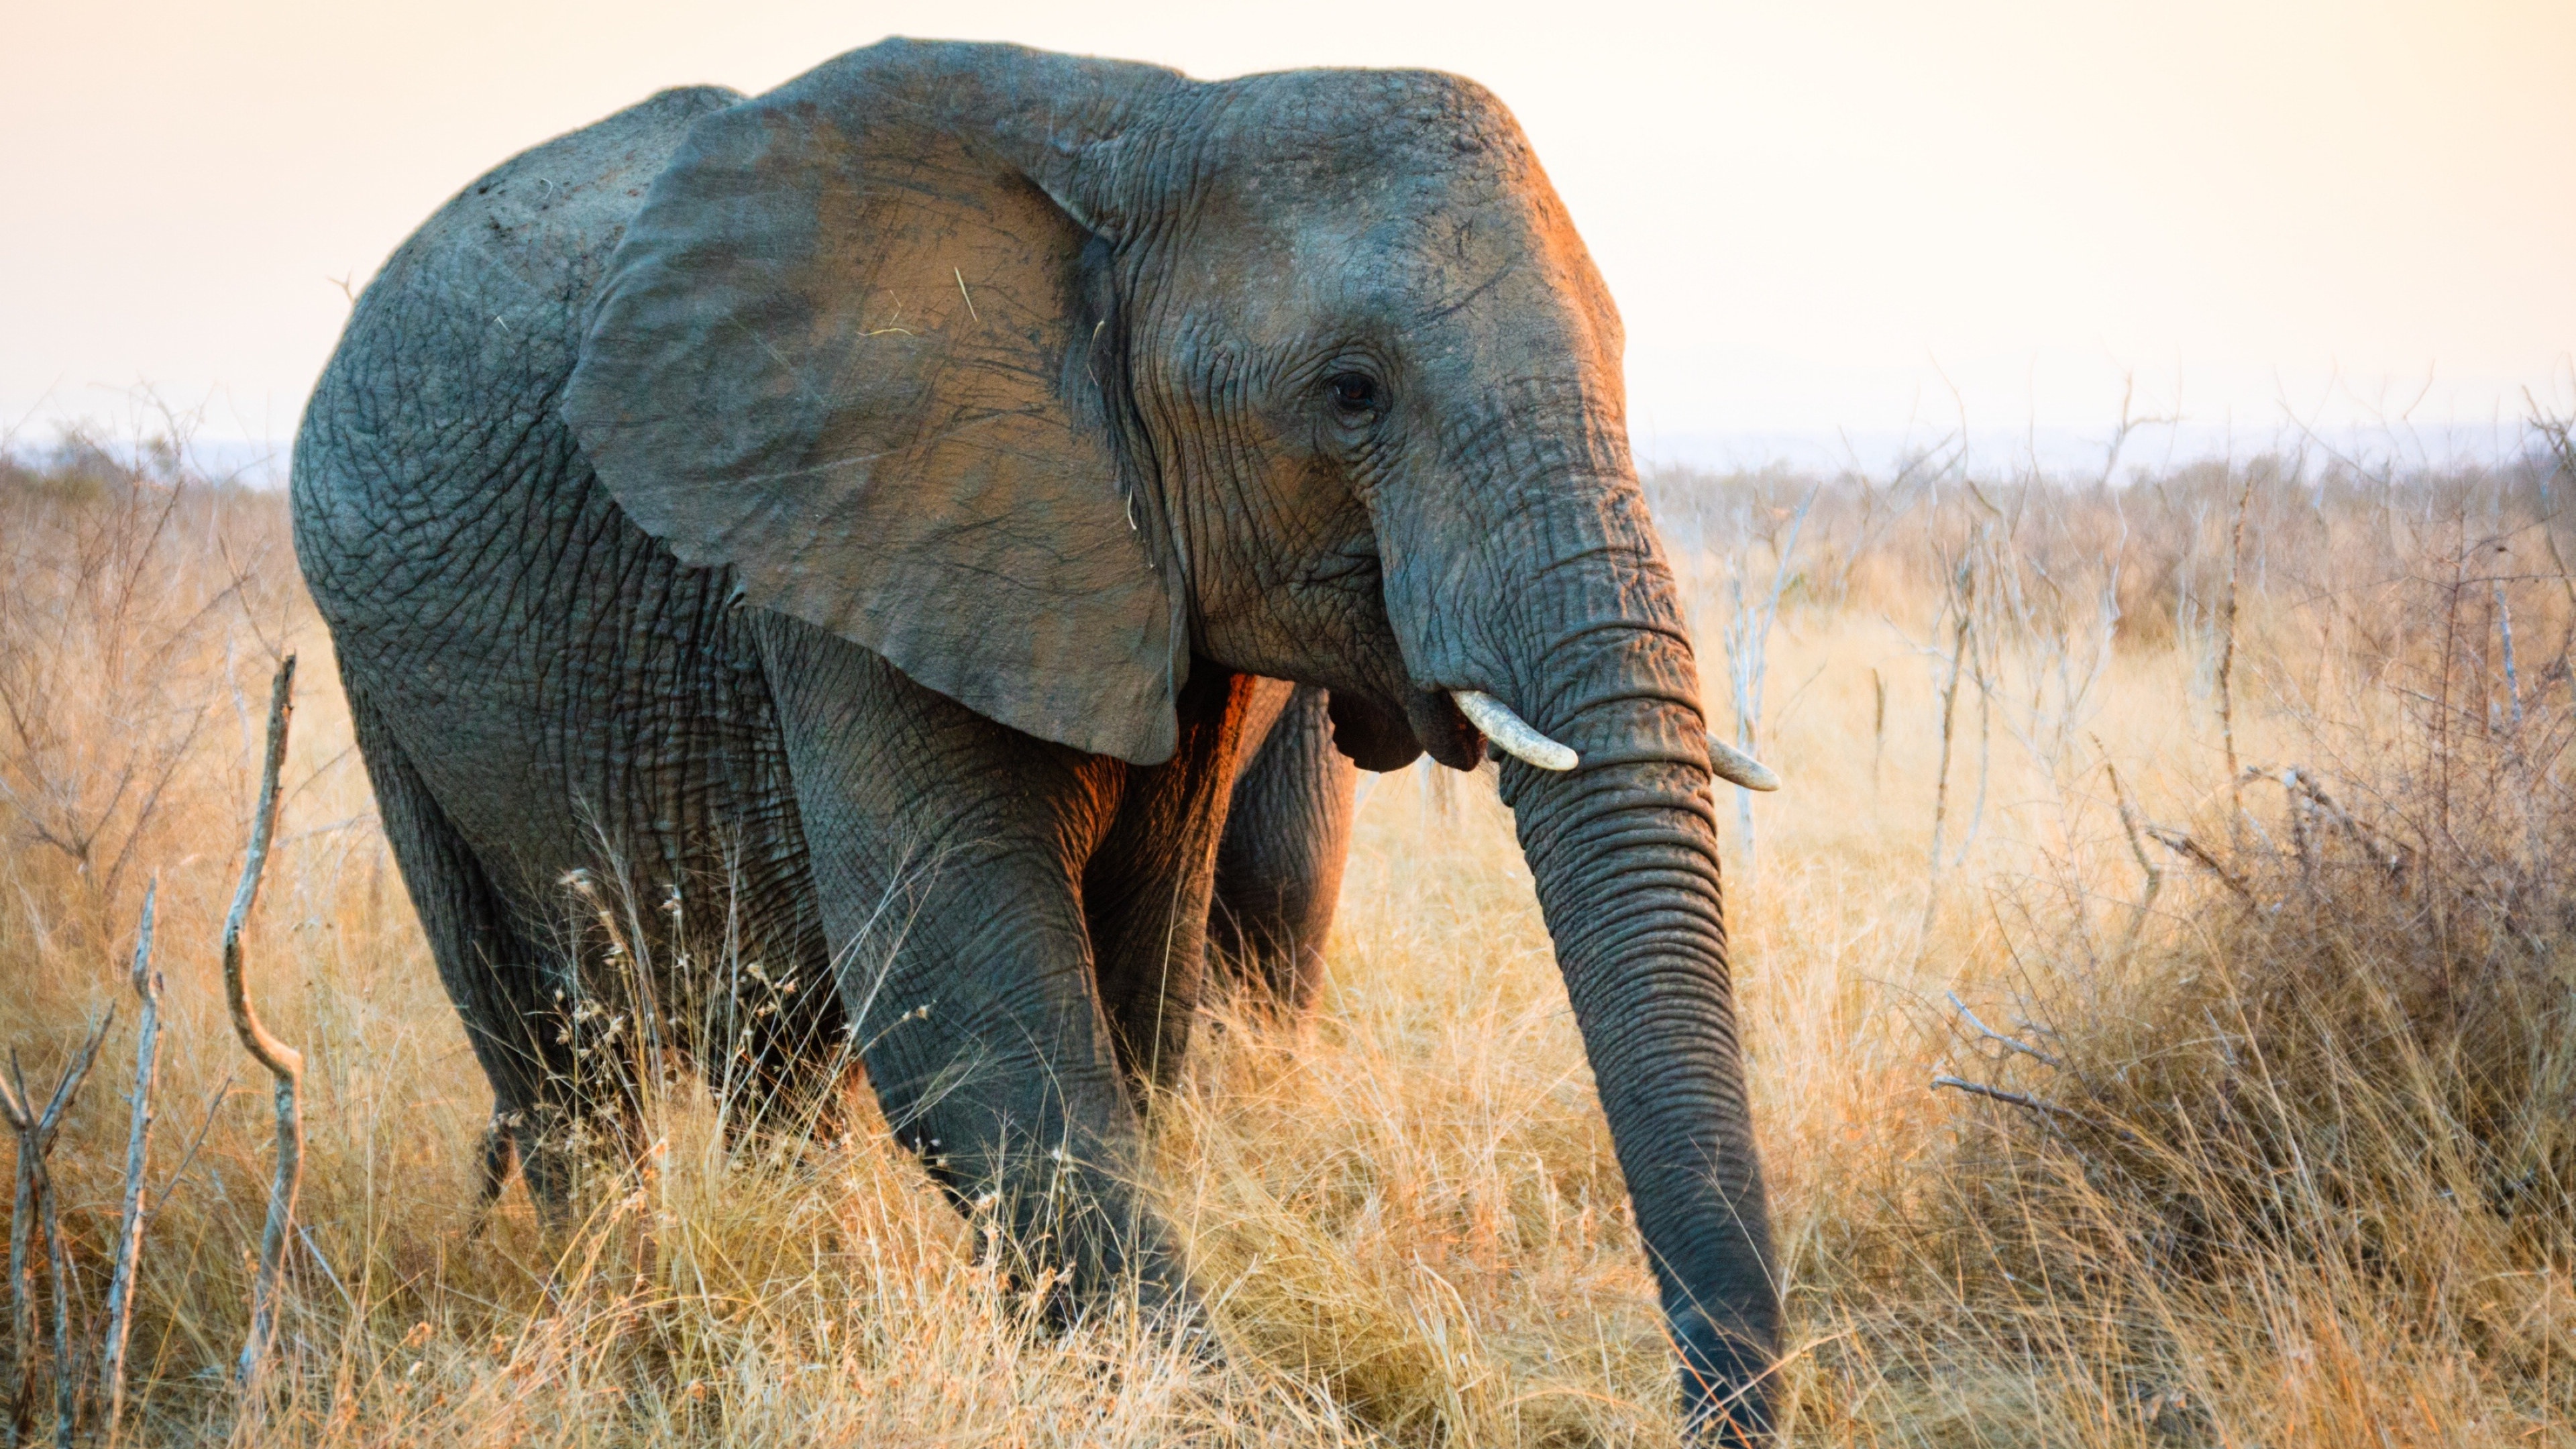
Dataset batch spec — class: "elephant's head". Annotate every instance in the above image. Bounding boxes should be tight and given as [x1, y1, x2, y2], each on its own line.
[564, 38, 1778, 1437]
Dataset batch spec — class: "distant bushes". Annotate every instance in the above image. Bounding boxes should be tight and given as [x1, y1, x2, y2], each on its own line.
[0, 433, 295, 966]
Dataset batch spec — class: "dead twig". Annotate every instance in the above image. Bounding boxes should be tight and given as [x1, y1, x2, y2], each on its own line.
[1946, 991, 2062, 1069]
[1931, 1074, 2135, 1142]
[100, 881, 160, 1445]
[2, 1074, 25, 1449]
[2249, 764, 2406, 880]
[3, 1017, 114, 1449]
[2218, 473, 2253, 847]
[2099, 749, 2164, 949]
[2145, 824, 2256, 902]
[2094, 372, 2180, 490]
[2259, 765, 2320, 894]
[1921, 561, 1977, 949]
[1718, 483, 1817, 874]
[225, 657, 303, 1390]
[150, 1077, 232, 1211]
[1869, 667, 1887, 802]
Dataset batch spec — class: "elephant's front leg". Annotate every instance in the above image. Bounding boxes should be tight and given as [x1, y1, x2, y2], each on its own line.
[1209, 682, 1359, 1014]
[755, 616, 1187, 1313]
[1083, 669, 1266, 1095]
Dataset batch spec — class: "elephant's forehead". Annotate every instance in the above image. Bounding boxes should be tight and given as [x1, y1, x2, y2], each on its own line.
[1181, 67, 1539, 198]
[1164, 194, 1562, 327]
[1175, 137, 1569, 291]
[1138, 68, 1619, 350]
[1176, 160, 1609, 343]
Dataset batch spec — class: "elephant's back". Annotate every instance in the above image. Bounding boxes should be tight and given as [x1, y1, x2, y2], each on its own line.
[291, 83, 742, 617]
[288, 85, 807, 904]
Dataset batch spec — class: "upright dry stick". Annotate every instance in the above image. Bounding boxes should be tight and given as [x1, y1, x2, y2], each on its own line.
[1869, 667, 1887, 802]
[224, 657, 302, 1389]
[1718, 486, 1817, 873]
[2100, 753, 2163, 951]
[99, 880, 159, 1444]
[2217, 473, 2253, 847]
[1919, 568, 1975, 951]
[3, 1071, 28, 1447]
[2, 1020, 113, 1449]
[2495, 578, 2524, 733]
[32, 1109, 70, 1449]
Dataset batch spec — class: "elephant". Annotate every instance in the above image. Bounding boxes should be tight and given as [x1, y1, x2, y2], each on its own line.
[291, 38, 1780, 1438]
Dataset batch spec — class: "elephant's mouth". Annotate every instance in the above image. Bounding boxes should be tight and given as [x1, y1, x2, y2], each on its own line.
[1289, 533, 1479, 773]
[1404, 686, 1485, 770]
[1326, 683, 1582, 777]
[1357, 682, 1784, 792]
[1324, 684, 1461, 772]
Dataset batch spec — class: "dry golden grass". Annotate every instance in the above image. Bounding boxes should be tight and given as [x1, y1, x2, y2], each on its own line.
[4, 429, 2574, 1446]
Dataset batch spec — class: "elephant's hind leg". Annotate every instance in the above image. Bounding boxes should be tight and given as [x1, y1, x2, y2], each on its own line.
[345, 680, 619, 1228]
[474, 1118, 519, 1216]
[704, 923, 855, 1155]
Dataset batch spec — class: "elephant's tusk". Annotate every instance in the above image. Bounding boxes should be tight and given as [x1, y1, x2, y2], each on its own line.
[1451, 690, 1578, 771]
[1707, 733, 1782, 792]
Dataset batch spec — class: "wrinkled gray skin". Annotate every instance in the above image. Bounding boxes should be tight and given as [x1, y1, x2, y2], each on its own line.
[294, 40, 1776, 1438]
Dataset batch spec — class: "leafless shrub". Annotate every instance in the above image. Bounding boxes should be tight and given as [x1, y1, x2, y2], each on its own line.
[1715, 485, 1816, 869]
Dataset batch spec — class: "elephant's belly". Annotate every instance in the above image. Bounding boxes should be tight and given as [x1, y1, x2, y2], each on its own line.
[327, 465, 818, 963]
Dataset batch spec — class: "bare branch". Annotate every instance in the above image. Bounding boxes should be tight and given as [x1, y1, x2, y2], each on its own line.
[2218, 473, 2253, 847]
[225, 657, 304, 1391]
[1932, 1074, 2135, 1142]
[2248, 764, 2406, 879]
[1920, 565, 1977, 951]
[2146, 824, 2256, 902]
[101, 881, 160, 1444]
[149, 1076, 233, 1213]
[1, 1062, 28, 1446]
[3, 1017, 112, 1449]
[1946, 991, 2063, 1069]
[2103, 753, 2164, 913]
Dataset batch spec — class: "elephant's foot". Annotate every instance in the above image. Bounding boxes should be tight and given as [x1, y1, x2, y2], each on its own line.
[476, 1099, 651, 1236]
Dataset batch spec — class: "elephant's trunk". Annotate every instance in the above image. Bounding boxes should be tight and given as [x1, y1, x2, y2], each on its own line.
[1380, 383, 1782, 1438]
[1494, 637, 1780, 1441]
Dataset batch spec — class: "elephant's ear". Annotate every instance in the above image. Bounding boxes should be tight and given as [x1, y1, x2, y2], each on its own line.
[565, 41, 1188, 764]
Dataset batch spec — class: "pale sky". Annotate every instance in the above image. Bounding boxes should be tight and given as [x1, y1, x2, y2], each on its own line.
[7, 0, 2571, 470]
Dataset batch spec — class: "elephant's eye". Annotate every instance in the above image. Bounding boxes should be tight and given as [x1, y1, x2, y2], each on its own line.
[1326, 372, 1381, 417]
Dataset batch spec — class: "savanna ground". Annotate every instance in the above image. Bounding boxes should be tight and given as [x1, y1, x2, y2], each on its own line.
[7, 413, 2576, 1446]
